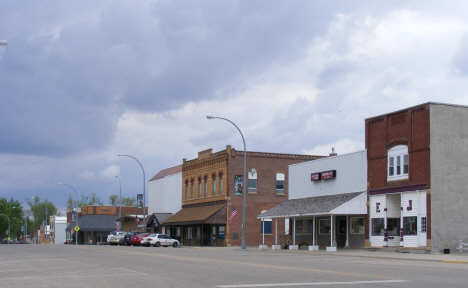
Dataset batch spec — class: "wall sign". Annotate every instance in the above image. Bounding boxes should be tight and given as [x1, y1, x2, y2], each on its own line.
[311, 170, 337, 181]
[321, 170, 336, 180]
[311, 173, 321, 181]
[234, 175, 243, 196]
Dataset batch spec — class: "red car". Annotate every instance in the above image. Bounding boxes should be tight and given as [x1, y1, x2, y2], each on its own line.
[130, 233, 150, 246]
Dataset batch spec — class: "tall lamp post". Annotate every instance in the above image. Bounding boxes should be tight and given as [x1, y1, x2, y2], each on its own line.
[58, 183, 79, 245]
[207, 116, 247, 249]
[115, 175, 122, 218]
[0, 214, 11, 243]
[118, 154, 146, 232]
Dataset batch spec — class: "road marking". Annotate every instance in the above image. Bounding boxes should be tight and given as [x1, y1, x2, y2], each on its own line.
[217, 280, 410, 287]
[110, 249, 398, 280]
[442, 260, 468, 264]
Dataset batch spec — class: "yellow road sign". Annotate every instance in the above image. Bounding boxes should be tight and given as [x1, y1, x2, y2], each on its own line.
[74, 226, 80, 232]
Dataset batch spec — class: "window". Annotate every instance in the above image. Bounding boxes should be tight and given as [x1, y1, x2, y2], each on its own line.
[248, 171, 257, 193]
[212, 226, 217, 239]
[198, 178, 201, 198]
[295, 219, 313, 235]
[404, 216, 417, 235]
[372, 218, 384, 236]
[191, 180, 194, 199]
[387, 218, 400, 236]
[319, 219, 331, 234]
[388, 145, 409, 181]
[421, 217, 427, 233]
[187, 227, 193, 239]
[185, 181, 188, 200]
[219, 226, 225, 239]
[204, 177, 208, 197]
[276, 173, 285, 194]
[351, 217, 364, 234]
[219, 174, 223, 195]
[212, 176, 216, 196]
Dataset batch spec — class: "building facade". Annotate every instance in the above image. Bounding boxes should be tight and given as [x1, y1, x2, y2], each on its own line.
[259, 150, 367, 251]
[163, 145, 323, 247]
[66, 205, 147, 244]
[365, 102, 468, 253]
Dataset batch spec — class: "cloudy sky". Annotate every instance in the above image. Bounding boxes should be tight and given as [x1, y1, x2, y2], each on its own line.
[2, 1, 468, 213]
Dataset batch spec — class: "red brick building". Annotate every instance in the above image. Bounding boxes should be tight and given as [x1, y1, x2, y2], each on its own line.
[365, 102, 468, 253]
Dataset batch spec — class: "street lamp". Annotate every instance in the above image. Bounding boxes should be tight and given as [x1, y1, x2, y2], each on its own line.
[118, 154, 146, 232]
[206, 116, 247, 249]
[115, 175, 122, 218]
[58, 183, 79, 245]
[0, 214, 10, 243]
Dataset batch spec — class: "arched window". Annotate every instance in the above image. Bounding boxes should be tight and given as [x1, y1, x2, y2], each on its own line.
[198, 177, 202, 198]
[212, 174, 217, 196]
[204, 176, 208, 197]
[248, 170, 257, 193]
[387, 145, 409, 181]
[219, 173, 223, 195]
[185, 180, 189, 200]
[191, 179, 194, 199]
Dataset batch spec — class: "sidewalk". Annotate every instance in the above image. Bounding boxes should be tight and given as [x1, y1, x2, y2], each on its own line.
[251, 246, 468, 264]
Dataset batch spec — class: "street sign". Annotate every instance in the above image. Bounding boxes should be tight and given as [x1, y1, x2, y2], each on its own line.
[74, 226, 80, 232]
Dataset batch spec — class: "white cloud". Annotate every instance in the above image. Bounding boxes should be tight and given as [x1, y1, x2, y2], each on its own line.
[303, 139, 365, 156]
[99, 165, 120, 179]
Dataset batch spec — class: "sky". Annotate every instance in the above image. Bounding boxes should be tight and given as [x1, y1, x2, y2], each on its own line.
[2, 1, 468, 214]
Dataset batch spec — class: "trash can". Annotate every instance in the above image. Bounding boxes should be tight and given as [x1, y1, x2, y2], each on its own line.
[444, 248, 450, 254]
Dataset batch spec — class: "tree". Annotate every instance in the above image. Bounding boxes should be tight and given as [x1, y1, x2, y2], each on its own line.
[66, 193, 104, 212]
[120, 197, 136, 206]
[0, 197, 24, 240]
[109, 194, 119, 206]
[26, 196, 58, 232]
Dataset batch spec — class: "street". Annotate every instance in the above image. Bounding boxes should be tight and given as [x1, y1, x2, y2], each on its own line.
[1, 245, 468, 287]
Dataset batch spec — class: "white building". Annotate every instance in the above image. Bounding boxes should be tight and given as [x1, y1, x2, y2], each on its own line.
[49, 216, 67, 244]
[259, 150, 367, 251]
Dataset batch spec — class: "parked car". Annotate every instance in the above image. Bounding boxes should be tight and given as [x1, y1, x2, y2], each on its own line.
[109, 231, 126, 246]
[123, 232, 140, 246]
[130, 233, 151, 246]
[140, 233, 159, 247]
[106, 231, 120, 243]
[149, 234, 180, 248]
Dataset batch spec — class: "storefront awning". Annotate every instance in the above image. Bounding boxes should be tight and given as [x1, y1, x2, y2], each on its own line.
[257, 191, 367, 219]
[163, 204, 227, 226]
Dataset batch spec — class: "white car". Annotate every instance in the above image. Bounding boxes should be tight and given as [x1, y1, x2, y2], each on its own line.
[140, 233, 159, 247]
[149, 234, 180, 248]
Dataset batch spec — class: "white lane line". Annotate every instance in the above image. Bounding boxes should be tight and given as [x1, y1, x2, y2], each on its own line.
[217, 280, 410, 287]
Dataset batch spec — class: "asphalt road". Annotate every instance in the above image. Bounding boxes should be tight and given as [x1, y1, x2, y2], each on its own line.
[1, 245, 468, 288]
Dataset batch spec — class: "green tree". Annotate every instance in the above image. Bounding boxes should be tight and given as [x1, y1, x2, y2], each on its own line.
[109, 194, 119, 206]
[121, 197, 136, 206]
[0, 198, 24, 240]
[26, 196, 58, 232]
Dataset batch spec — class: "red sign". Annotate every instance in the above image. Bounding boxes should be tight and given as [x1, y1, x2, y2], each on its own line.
[311, 173, 321, 181]
[321, 170, 336, 180]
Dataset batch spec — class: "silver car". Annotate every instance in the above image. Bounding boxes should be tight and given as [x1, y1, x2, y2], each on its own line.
[149, 234, 180, 248]
[109, 231, 126, 246]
